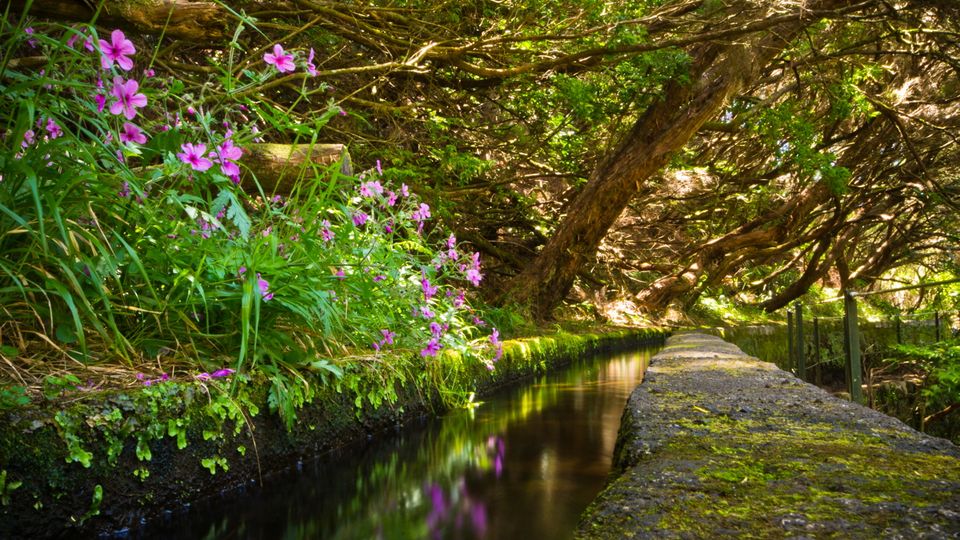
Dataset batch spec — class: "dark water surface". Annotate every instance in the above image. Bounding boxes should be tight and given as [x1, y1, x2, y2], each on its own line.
[142, 347, 657, 540]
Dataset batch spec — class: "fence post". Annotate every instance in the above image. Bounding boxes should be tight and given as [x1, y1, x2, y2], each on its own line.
[935, 311, 941, 342]
[895, 314, 902, 345]
[795, 302, 805, 381]
[813, 317, 822, 385]
[843, 291, 864, 404]
[787, 310, 794, 372]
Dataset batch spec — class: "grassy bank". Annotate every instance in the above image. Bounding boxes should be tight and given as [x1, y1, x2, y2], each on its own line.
[1, 327, 664, 538]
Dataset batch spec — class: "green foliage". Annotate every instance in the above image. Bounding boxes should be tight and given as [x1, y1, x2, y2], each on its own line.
[78, 484, 102, 523]
[0, 469, 22, 506]
[53, 411, 93, 468]
[0, 385, 29, 410]
[42, 374, 82, 400]
[753, 103, 850, 194]
[886, 340, 960, 416]
[200, 455, 229, 475]
[0, 18, 499, 426]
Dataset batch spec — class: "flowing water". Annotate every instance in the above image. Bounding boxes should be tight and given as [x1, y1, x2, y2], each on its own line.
[142, 346, 659, 539]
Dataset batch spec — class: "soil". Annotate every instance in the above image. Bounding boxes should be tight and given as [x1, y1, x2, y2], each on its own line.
[577, 332, 960, 539]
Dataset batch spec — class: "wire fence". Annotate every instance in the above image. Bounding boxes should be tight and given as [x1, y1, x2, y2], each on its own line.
[720, 278, 960, 405]
[784, 280, 960, 403]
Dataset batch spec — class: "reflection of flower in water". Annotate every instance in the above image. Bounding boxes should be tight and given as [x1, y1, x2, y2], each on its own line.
[487, 435, 506, 479]
[471, 502, 487, 536]
[424, 479, 489, 539]
[425, 483, 447, 536]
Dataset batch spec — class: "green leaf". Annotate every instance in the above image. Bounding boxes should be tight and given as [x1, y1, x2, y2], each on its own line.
[135, 436, 152, 462]
[55, 324, 78, 344]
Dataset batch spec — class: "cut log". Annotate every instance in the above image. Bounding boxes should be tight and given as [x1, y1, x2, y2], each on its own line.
[14, 0, 232, 42]
[241, 143, 352, 195]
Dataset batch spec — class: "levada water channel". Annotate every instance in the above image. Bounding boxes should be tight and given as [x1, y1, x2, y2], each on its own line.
[140, 344, 661, 539]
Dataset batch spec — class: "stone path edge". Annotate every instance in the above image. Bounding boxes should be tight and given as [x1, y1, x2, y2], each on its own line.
[577, 332, 960, 539]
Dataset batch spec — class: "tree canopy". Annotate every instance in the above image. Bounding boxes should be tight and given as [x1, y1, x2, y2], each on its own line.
[12, 0, 960, 321]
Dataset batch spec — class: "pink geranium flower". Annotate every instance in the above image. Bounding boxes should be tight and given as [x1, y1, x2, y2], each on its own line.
[263, 44, 295, 73]
[109, 76, 147, 120]
[305, 48, 317, 76]
[421, 338, 441, 357]
[177, 142, 213, 171]
[44, 118, 63, 139]
[256, 273, 274, 301]
[213, 139, 243, 181]
[99, 29, 136, 71]
[119, 122, 147, 144]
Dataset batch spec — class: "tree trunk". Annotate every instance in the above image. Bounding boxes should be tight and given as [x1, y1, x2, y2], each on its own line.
[503, 1, 855, 318]
[759, 236, 835, 312]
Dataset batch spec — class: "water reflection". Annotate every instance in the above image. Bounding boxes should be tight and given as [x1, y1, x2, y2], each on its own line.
[142, 348, 656, 540]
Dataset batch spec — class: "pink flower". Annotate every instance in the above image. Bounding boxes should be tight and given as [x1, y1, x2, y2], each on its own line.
[211, 368, 235, 378]
[411, 202, 431, 234]
[305, 47, 317, 76]
[353, 212, 368, 227]
[44, 118, 62, 139]
[119, 122, 147, 144]
[359, 180, 383, 198]
[177, 142, 213, 171]
[109, 76, 147, 120]
[421, 338, 441, 357]
[256, 273, 273, 301]
[264, 44, 295, 72]
[25, 27, 37, 48]
[321, 220, 334, 242]
[412, 203, 430, 222]
[99, 29, 136, 71]
[213, 139, 243, 181]
[21, 129, 34, 148]
[465, 268, 483, 287]
[94, 94, 106, 113]
[421, 277, 438, 300]
[490, 328, 503, 361]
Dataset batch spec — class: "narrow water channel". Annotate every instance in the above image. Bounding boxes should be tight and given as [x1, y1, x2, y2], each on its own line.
[142, 346, 658, 539]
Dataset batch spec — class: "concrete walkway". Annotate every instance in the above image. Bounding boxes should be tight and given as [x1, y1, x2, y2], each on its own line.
[577, 332, 960, 539]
